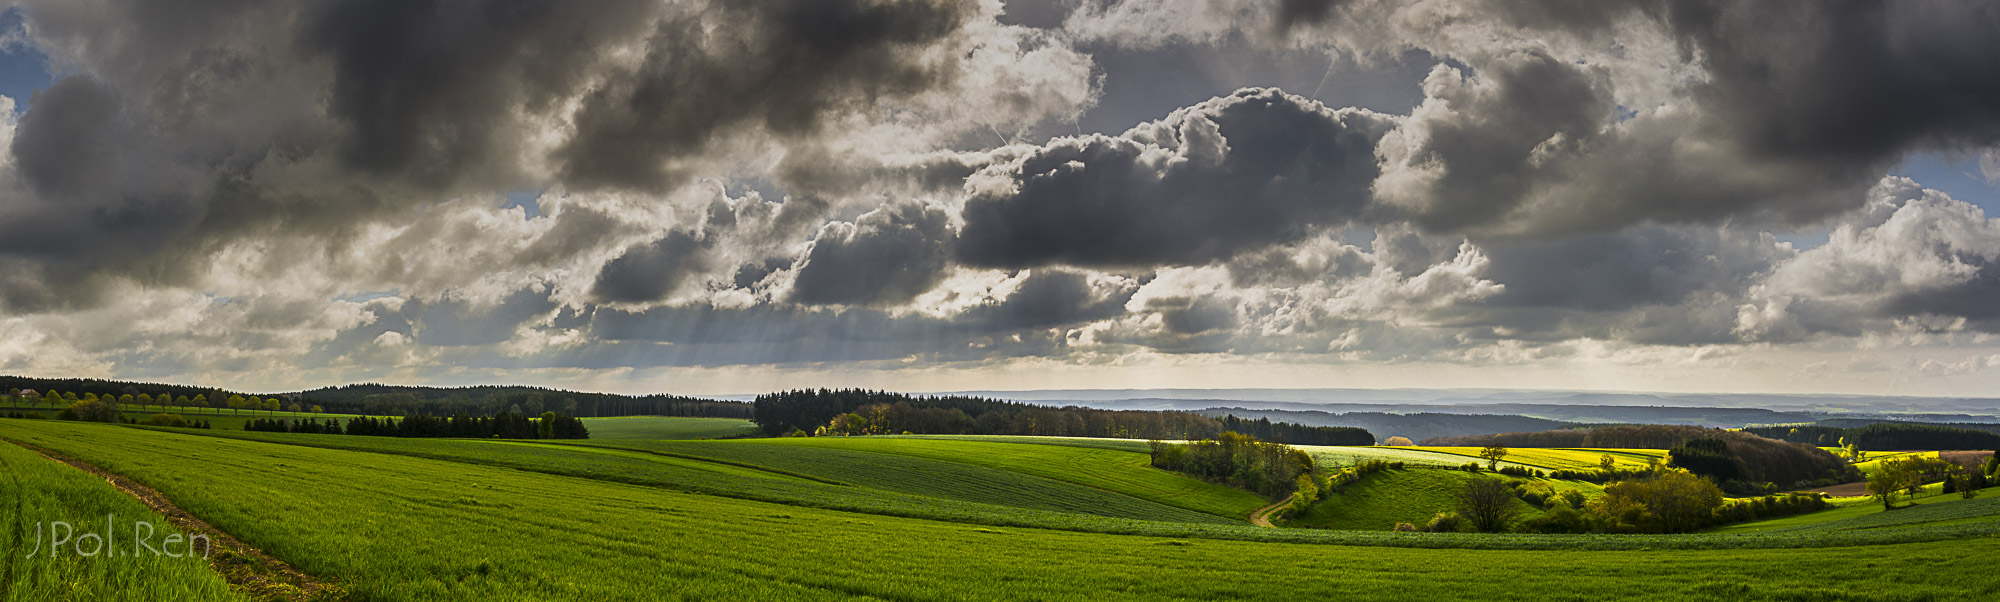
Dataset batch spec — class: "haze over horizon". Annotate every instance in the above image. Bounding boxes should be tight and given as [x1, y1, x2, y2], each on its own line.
[4, 1, 2000, 398]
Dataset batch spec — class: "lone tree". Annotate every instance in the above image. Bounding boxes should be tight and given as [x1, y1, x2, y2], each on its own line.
[1868, 455, 1958, 509]
[1458, 478, 1519, 533]
[1479, 445, 1510, 470]
[1384, 436, 1414, 446]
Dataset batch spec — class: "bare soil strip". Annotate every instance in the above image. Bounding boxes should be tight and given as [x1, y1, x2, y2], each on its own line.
[2, 438, 346, 601]
[1248, 494, 1295, 528]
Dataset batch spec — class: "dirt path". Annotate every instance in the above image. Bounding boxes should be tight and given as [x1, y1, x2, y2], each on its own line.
[4, 439, 345, 601]
[1248, 494, 1295, 528]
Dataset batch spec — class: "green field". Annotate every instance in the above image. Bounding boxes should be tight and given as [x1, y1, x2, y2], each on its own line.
[739, 437, 1272, 519]
[1285, 468, 1602, 531]
[1294, 445, 1665, 472]
[4, 419, 2000, 600]
[0, 441, 242, 601]
[546, 439, 1232, 523]
[0, 405, 362, 431]
[1710, 482, 1972, 534]
[4, 420, 2000, 600]
[149, 427, 1241, 533]
[577, 416, 760, 440]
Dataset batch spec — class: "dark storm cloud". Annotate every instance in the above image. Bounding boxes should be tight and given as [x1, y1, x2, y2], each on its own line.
[13, 76, 124, 202]
[298, 0, 659, 190]
[1273, 0, 1344, 33]
[585, 271, 1131, 365]
[790, 200, 954, 306]
[953, 270, 1133, 331]
[0, 0, 983, 313]
[1416, 0, 2000, 235]
[1381, 50, 1612, 232]
[1474, 227, 1784, 313]
[591, 232, 710, 304]
[556, 0, 974, 191]
[956, 87, 1394, 269]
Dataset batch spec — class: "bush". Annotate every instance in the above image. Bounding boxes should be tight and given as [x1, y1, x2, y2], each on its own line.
[1422, 512, 1462, 533]
[1517, 505, 1595, 534]
[57, 399, 121, 422]
[143, 413, 190, 428]
[1392, 522, 1418, 532]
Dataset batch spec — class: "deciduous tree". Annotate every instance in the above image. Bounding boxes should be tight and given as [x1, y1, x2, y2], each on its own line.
[1458, 478, 1519, 533]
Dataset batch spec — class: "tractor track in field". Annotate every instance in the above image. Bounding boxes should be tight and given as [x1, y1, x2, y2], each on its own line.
[1, 444, 25, 592]
[1248, 494, 1296, 528]
[2, 438, 346, 601]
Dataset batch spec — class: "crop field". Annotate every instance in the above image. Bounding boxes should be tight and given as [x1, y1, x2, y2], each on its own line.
[1854, 451, 1941, 477]
[878, 434, 1154, 452]
[577, 416, 759, 440]
[1286, 468, 1550, 530]
[537, 440, 1231, 523]
[741, 437, 1272, 519]
[1420, 447, 1667, 471]
[1294, 445, 1667, 472]
[4, 420, 2000, 600]
[0, 441, 241, 601]
[145, 427, 1248, 533]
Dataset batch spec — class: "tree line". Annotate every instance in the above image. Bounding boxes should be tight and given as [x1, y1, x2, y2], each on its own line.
[290, 384, 750, 419]
[758, 389, 1374, 443]
[246, 411, 590, 439]
[1426, 425, 1856, 490]
[1212, 415, 1373, 446]
[1744, 423, 2000, 451]
[3, 389, 323, 417]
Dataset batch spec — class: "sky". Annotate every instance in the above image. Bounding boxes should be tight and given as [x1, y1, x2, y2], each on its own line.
[3, 0, 2000, 398]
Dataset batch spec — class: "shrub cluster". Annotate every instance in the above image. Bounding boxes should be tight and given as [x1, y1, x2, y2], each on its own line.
[1149, 433, 1316, 499]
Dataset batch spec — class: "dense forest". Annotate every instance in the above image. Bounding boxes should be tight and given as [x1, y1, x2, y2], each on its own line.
[249, 411, 591, 439]
[1744, 422, 2000, 451]
[291, 384, 750, 418]
[1213, 415, 1373, 446]
[2, 376, 749, 419]
[1427, 425, 1857, 491]
[757, 389, 1374, 444]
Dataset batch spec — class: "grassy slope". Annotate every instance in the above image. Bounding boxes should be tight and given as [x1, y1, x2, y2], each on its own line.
[1296, 445, 1551, 470]
[529, 439, 1231, 524]
[1710, 484, 1984, 534]
[143, 426, 1234, 530]
[878, 434, 1154, 452]
[577, 416, 759, 440]
[0, 441, 243, 602]
[743, 437, 1271, 519]
[1284, 469, 1588, 531]
[4, 421, 2000, 601]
